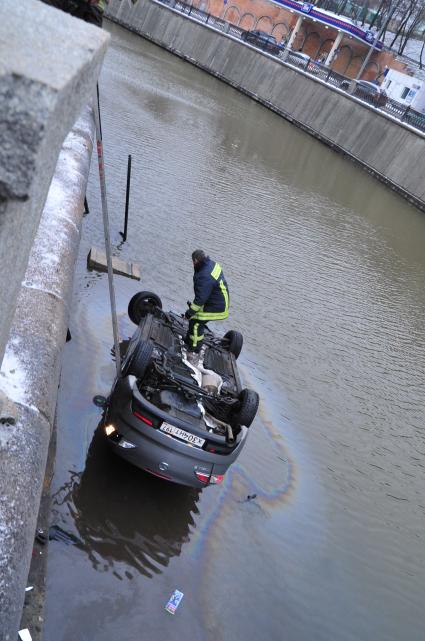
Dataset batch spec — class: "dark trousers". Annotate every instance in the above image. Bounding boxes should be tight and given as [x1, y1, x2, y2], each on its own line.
[185, 319, 207, 352]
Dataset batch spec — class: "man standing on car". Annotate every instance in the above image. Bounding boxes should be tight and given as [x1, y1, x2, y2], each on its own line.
[184, 250, 229, 354]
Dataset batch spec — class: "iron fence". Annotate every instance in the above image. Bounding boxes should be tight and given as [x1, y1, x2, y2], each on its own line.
[155, 0, 425, 134]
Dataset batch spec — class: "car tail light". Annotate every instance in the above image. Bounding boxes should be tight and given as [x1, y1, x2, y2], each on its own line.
[195, 471, 224, 485]
[133, 411, 153, 426]
[206, 443, 233, 455]
[210, 474, 224, 485]
[195, 471, 210, 484]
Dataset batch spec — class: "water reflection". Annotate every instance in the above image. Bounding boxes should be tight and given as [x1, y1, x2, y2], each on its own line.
[43, 22, 425, 641]
[53, 426, 200, 579]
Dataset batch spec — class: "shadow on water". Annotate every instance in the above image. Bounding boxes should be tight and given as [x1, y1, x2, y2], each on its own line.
[52, 426, 201, 580]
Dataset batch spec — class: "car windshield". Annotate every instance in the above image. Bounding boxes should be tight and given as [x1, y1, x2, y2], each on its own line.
[359, 81, 379, 91]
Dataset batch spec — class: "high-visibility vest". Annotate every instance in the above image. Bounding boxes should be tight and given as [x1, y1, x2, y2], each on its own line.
[89, 0, 108, 11]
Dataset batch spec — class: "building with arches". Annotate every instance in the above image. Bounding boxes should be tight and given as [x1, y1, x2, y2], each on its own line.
[209, 0, 407, 80]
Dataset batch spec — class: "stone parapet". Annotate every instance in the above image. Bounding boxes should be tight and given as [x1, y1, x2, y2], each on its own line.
[0, 105, 95, 640]
[0, 0, 109, 371]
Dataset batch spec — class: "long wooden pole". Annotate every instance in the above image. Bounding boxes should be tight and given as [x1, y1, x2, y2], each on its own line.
[93, 92, 121, 376]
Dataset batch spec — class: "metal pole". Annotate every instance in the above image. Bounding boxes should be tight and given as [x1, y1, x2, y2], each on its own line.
[93, 96, 121, 376]
[120, 154, 132, 242]
[96, 83, 103, 140]
[354, 3, 398, 81]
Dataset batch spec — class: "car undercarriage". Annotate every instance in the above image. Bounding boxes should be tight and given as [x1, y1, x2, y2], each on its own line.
[104, 291, 259, 487]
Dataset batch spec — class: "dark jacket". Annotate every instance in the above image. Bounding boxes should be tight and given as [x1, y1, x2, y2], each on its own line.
[190, 257, 229, 319]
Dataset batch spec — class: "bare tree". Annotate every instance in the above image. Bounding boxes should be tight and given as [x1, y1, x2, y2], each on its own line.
[388, 0, 425, 54]
[369, 0, 391, 28]
[420, 29, 425, 67]
[360, 0, 370, 25]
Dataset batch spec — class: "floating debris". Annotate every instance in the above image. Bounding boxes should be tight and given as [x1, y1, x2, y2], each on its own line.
[87, 247, 141, 280]
[35, 529, 47, 545]
[25, 586, 34, 592]
[18, 629, 32, 641]
[165, 589, 184, 615]
[47, 525, 79, 545]
[93, 395, 107, 408]
[247, 494, 257, 501]
[35, 525, 79, 545]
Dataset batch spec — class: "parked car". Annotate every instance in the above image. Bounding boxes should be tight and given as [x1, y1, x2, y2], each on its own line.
[340, 79, 388, 107]
[289, 51, 311, 68]
[104, 291, 259, 488]
[241, 29, 283, 56]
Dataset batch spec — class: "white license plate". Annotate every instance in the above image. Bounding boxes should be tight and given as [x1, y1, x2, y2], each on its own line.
[160, 422, 205, 448]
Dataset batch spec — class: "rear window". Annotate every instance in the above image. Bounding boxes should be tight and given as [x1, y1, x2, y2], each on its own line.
[359, 82, 377, 93]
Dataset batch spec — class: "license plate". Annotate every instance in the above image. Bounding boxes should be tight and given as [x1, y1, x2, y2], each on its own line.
[160, 422, 205, 448]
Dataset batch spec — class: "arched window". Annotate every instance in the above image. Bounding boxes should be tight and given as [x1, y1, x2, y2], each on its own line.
[345, 54, 364, 78]
[331, 44, 353, 74]
[239, 12, 256, 30]
[222, 4, 241, 24]
[302, 31, 321, 57]
[254, 15, 274, 33]
[271, 21, 290, 42]
[316, 37, 334, 58]
[363, 61, 381, 81]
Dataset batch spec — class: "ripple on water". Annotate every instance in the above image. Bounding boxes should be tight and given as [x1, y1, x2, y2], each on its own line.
[44, 21, 425, 641]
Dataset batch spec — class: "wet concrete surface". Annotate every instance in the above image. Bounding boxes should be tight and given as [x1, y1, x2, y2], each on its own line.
[43, 22, 425, 641]
[19, 425, 56, 641]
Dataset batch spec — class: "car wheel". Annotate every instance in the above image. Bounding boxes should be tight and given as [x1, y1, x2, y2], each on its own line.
[231, 388, 259, 428]
[128, 291, 162, 325]
[122, 339, 154, 378]
[222, 330, 243, 359]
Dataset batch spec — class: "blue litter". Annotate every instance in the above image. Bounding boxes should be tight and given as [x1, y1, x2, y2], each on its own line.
[165, 589, 184, 614]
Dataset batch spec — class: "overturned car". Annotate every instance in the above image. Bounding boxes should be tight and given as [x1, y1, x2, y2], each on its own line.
[104, 291, 259, 488]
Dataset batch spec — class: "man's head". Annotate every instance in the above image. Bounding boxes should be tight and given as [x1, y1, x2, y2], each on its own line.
[191, 249, 206, 267]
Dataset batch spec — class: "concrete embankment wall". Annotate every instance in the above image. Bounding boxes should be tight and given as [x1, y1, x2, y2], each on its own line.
[0, 107, 96, 640]
[106, 0, 425, 211]
[0, 1, 108, 637]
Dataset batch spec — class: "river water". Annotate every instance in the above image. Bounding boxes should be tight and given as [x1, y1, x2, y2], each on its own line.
[43, 21, 425, 641]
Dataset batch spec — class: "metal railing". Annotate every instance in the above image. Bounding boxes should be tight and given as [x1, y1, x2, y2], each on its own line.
[155, 0, 425, 134]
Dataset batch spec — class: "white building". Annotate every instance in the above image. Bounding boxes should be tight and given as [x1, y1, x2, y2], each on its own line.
[381, 69, 425, 114]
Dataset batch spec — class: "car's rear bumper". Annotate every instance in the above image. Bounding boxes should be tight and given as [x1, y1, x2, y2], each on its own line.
[105, 376, 247, 488]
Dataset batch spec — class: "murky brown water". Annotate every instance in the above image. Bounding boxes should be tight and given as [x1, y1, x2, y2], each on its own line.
[43, 21, 425, 641]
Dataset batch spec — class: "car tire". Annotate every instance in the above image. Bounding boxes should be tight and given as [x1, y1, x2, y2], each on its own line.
[223, 330, 243, 359]
[122, 339, 154, 379]
[128, 291, 162, 325]
[232, 388, 259, 428]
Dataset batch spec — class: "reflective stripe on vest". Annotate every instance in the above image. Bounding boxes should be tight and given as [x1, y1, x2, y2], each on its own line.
[92, 0, 107, 11]
[210, 263, 222, 280]
[193, 277, 229, 320]
[189, 322, 204, 347]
